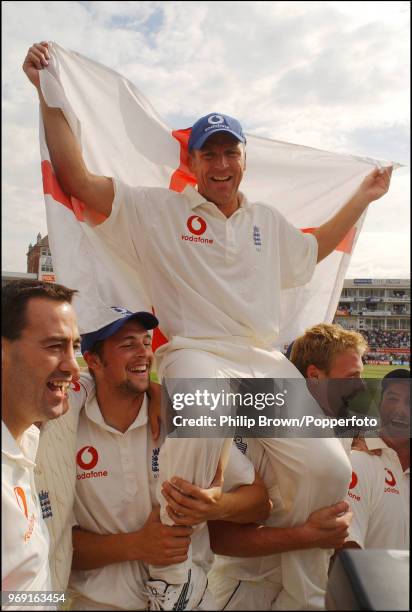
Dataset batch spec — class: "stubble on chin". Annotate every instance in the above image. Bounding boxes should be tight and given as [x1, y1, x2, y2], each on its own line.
[118, 379, 149, 396]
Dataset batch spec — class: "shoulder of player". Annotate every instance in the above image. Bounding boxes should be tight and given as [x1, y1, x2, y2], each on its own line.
[249, 200, 277, 214]
[78, 371, 96, 394]
[249, 200, 289, 226]
[114, 180, 185, 205]
[350, 449, 381, 478]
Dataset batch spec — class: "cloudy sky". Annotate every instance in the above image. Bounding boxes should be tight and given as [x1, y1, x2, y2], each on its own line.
[3, 0, 410, 277]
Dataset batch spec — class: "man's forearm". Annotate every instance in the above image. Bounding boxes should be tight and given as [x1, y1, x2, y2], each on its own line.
[38, 88, 90, 198]
[313, 166, 392, 262]
[72, 527, 140, 570]
[313, 193, 366, 263]
[209, 521, 310, 556]
[216, 482, 271, 524]
[37, 84, 113, 218]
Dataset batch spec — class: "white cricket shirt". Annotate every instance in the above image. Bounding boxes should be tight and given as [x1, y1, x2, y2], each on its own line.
[2, 422, 52, 593]
[95, 182, 317, 347]
[347, 438, 409, 549]
[69, 385, 255, 609]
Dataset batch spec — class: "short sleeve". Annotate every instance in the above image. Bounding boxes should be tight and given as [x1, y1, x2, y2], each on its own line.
[276, 212, 318, 289]
[345, 451, 373, 548]
[93, 179, 149, 266]
[67, 372, 95, 416]
[223, 443, 256, 492]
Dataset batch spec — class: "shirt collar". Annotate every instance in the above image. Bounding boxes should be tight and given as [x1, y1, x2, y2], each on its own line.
[2, 421, 39, 466]
[365, 436, 407, 462]
[365, 437, 389, 451]
[182, 184, 250, 211]
[84, 391, 148, 434]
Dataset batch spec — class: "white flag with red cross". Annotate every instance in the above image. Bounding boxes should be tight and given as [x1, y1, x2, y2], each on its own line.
[39, 42, 397, 351]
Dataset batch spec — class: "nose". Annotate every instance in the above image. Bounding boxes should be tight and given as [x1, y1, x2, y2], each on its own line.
[61, 345, 81, 378]
[214, 154, 230, 170]
[134, 337, 154, 361]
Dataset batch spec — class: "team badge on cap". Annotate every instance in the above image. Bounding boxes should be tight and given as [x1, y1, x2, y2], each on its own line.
[188, 112, 246, 152]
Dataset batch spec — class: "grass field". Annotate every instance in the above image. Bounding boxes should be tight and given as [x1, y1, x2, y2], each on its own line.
[76, 356, 87, 368]
[362, 364, 409, 378]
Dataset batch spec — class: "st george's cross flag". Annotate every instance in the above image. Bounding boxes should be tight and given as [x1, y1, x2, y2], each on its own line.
[38, 42, 398, 351]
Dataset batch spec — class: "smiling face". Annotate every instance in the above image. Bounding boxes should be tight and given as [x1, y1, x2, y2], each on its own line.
[85, 319, 153, 396]
[188, 132, 246, 217]
[2, 297, 81, 433]
[307, 348, 365, 416]
[379, 380, 410, 447]
[326, 349, 364, 379]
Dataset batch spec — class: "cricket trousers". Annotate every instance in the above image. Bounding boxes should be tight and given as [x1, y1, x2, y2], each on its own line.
[151, 337, 351, 610]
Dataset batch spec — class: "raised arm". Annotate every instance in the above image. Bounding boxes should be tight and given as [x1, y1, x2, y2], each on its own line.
[23, 41, 113, 218]
[313, 166, 392, 263]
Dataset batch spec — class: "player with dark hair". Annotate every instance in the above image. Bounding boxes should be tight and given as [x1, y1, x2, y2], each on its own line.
[2, 280, 80, 596]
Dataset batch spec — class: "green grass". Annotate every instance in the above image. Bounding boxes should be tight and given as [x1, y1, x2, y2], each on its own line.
[363, 364, 410, 378]
[76, 356, 86, 368]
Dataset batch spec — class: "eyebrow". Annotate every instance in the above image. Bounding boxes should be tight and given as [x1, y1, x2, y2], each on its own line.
[41, 336, 81, 344]
[119, 334, 151, 341]
[201, 146, 240, 152]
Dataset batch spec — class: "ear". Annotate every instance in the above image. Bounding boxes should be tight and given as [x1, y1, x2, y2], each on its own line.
[83, 351, 102, 373]
[188, 151, 196, 174]
[306, 364, 324, 380]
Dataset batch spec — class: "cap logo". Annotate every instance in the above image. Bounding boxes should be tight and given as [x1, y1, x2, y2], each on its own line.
[110, 306, 131, 317]
[187, 215, 207, 236]
[208, 115, 225, 125]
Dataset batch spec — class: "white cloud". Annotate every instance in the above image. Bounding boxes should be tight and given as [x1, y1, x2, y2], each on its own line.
[2, 0, 410, 279]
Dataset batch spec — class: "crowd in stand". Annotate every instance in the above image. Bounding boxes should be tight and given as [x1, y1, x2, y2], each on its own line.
[360, 329, 410, 349]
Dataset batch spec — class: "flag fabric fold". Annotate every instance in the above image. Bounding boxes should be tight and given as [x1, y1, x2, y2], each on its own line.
[39, 42, 397, 349]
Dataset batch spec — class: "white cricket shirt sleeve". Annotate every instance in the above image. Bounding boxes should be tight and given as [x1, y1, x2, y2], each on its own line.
[93, 179, 149, 267]
[67, 372, 95, 414]
[275, 211, 318, 289]
[223, 444, 256, 492]
[345, 451, 375, 548]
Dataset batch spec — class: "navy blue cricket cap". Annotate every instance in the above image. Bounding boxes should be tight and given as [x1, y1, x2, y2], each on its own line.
[188, 113, 246, 152]
[381, 368, 410, 392]
[81, 307, 159, 354]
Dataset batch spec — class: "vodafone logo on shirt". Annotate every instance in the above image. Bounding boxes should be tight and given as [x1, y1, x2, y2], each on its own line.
[384, 468, 399, 494]
[349, 471, 358, 489]
[182, 215, 213, 245]
[187, 215, 207, 236]
[77, 446, 99, 470]
[76, 446, 109, 480]
[14, 486, 36, 541]
[384, 468, 396, 487]
[14, 486, 29, 519]
[348, 471, 360, 501]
